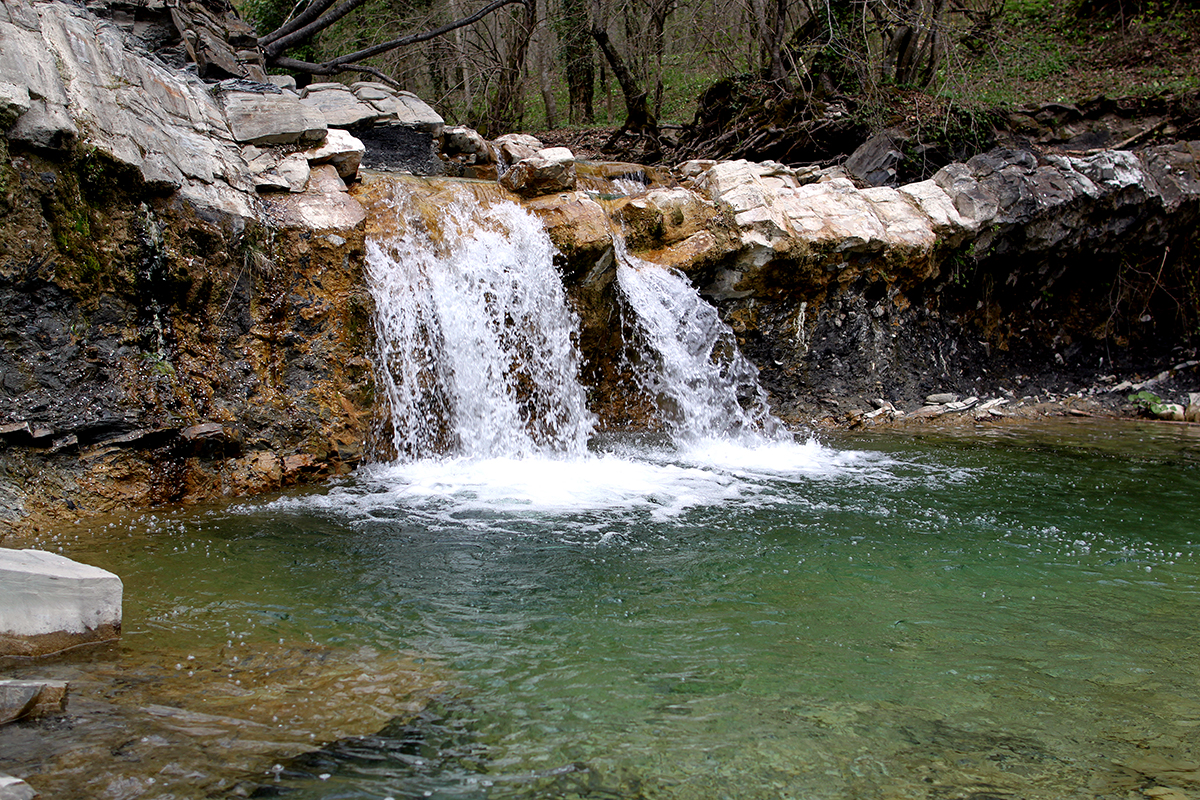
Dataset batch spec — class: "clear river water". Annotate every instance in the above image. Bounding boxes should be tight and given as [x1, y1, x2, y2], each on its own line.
[3, 420, 1200, 799]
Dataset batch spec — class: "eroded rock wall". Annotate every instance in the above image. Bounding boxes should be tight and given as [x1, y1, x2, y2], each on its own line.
[540, 145, 1200, 427]
[715, 145, 1200, 422]
[0, 0, 381, 537]
[0, 146, 375, 535]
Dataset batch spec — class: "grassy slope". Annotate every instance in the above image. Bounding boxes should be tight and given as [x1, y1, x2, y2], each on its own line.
[943, 1, 1200, 108]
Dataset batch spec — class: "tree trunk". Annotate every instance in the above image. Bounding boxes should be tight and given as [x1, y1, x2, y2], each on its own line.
[534, 0, 559, 128]
[588, 24, 661, 158]
[559, 0, 595, 123]
[486, 0, 536, 135]
[450, 0, 475, 119]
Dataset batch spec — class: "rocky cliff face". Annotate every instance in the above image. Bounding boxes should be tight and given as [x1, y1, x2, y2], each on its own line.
[0, 0, 385, 534]
[535, 147, 1200, 428]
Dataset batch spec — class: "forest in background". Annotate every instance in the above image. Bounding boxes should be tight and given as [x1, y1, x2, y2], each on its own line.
[236, 0, 1200, 158]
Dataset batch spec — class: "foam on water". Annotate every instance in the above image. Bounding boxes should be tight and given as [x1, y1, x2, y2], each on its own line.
[269, 435, 907, 530]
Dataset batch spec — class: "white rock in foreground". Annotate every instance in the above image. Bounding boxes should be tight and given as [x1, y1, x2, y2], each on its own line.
[0, 549, 122, 657]
[0, 774, 37, 800]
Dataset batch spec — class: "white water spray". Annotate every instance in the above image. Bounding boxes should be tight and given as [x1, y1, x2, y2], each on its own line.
[613, 239, 784, 444]
[303, 177, 859, 521]
[367, 183, 594, 460]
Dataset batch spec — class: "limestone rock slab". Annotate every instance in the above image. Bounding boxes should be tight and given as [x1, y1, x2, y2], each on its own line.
[218, 88, 327, 146]
[389, 91, 444, 135]
[300, 84, 378, 129]
[0, 549, 123, 657]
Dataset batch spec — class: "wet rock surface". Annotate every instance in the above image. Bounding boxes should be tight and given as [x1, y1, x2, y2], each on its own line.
[0, 143, 374, 538]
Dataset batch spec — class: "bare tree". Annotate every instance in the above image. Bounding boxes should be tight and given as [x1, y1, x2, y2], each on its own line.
[588, 0, 675, 156]
[589, 23, 661, 156]
[485, 0, 537, 133]
[257, 0, 534, 85]
[558, 0, 595, 123]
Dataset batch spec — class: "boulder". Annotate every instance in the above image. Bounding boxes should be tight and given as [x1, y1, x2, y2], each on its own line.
[442, 125, 489, 161]
[897, 179, 975, 243]
[620, 187, 723, 247]
[303, 128, 365, 181]
[350, 81, 394, 101]
[494, 133, 544, 165]
[0, 2, 258, 205]
[845, 129, 907, 187]
[638, 230, 730, 274]
[6, 97, 76, 150]
[860, 186, 938, 253]
[0, 549, 123, 657]
[499, 147, 576, 196]
[1153, 403, 1186, 421]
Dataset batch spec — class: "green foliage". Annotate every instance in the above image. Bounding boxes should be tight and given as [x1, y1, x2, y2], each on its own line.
[1128, 390, 1169, 414]
[940, 7, 1078, 107]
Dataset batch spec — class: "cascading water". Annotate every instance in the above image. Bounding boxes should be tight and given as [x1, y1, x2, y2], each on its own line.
[20, 175, 1193, 800]
[367, 181, 594, 460]
[366, 175, 788, 464]
[613, 238, 784, 444]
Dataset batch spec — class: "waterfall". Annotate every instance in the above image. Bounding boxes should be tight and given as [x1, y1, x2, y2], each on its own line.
[366, 181, 594, 460]
[364, 176, 785, 464]
[611, 239, 784, 445]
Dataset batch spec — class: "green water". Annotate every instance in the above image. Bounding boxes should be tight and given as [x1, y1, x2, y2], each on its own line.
[4, 420, 1200, 799]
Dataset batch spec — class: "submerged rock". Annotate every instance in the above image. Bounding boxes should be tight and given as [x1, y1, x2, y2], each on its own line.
[0, 680, 68, 724]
